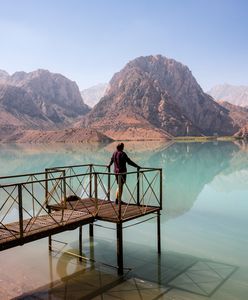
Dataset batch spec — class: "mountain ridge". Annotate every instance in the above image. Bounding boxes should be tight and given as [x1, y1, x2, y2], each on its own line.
[0, 69, 91, 131]
[79, 55, 238, 139]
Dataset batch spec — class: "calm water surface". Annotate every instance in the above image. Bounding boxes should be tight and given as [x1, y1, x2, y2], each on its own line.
[0, 141, 248, 299]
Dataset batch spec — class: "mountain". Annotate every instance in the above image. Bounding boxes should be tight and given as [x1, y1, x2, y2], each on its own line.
[208, 84, 248, 107]
[0, 70, 9, 83]
[0, 69, 91, 133]
[81, 83, 108, 107]
[79, 55, 238, 139]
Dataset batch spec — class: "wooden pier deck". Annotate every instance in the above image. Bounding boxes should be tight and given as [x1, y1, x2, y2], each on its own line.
[60, 198, 160, 223]
[0, 209, 94, 250]
[0, 164, 162, 274]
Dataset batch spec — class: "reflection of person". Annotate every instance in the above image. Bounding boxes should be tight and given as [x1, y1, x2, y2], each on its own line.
[109, 143, 140, 204]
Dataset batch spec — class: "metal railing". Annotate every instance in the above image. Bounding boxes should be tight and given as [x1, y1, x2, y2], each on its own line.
[0, 164, 162, 245]
[46, 164, 162, 220]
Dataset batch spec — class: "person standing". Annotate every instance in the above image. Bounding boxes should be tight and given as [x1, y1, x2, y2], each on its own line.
[109, 143, 140, 204]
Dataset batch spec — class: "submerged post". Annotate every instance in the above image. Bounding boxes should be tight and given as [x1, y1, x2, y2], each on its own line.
[157, 211, 161, 254]
[116, 222, 123, 275]
[48, 200, 52, 251]
[79, 226, 83, 262]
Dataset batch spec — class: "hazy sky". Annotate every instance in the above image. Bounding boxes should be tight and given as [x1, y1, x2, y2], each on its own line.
[0, 0, 247, 91]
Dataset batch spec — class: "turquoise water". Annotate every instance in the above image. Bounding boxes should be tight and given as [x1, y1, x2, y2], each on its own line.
[0, 141, 248, 299]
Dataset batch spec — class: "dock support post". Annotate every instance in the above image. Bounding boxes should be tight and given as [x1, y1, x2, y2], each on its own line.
[157, 211, 161, 254]
[79, 226, 83, 262]
[47, 204, 52, 251]
[48, 235, 52, 251]
[89, 223, 94, 237]
[116, 222, 123, 275]
[159, 169, 163, 210]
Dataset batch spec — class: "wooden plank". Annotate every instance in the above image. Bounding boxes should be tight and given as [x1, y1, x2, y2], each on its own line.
[0, 209, 94, 250]
[0, 196, 161, 251]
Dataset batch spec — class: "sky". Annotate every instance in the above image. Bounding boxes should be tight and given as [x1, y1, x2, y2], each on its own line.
[0, 0, 247, 91]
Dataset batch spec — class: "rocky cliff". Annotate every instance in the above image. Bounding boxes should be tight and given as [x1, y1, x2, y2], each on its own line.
[0, 69, 91, 140]
[0, 70, 9, 83]
[80, 55, 237, 139]
[7, 69, 90, 123]
[208, 84, 248, 107]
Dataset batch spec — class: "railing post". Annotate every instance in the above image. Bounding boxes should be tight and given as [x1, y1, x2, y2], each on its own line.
[45, 168, 49, 207]
[62, 170, 66, 207]
[89, 172, 98, 238]
[137, 168, 140, 206]
[47, 170, 52, 250]
[61, 170, 66, 224]
[89, 164, 93, 198]
[159, 169, 163, 210]
[118, 174, 122, 221]
[18, 184, 24, 240]
[94, 173, 98, 200]
[107, 165, 111, 201]
[31, 175, 35, 216]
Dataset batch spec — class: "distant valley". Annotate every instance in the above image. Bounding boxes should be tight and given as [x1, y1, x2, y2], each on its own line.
[0, 55, 247, 143]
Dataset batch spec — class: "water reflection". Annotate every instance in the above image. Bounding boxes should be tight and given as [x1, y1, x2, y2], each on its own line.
[1, 141, 248, 299]
[146, 142, 240, 218]
[0, 141, 245, 218]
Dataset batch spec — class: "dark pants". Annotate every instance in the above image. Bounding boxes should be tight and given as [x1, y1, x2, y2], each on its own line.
[115, 174, 126, 184]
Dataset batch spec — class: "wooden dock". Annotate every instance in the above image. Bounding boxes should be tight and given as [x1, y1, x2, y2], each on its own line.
[0, 164, 162, 275]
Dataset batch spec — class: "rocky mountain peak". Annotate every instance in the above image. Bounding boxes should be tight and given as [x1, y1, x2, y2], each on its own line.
[7, 69, 89, 111]
[81, 55, 237, 138]
[0, 69, 91, 133]
[0, 69, 9, 77]
[0, 70, 10, 84]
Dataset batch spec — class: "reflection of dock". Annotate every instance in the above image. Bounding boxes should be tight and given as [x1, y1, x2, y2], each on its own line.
[0, 164, 162, 275]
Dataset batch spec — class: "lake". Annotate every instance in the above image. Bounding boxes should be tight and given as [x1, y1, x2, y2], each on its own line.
[0, 140, 248, 299]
